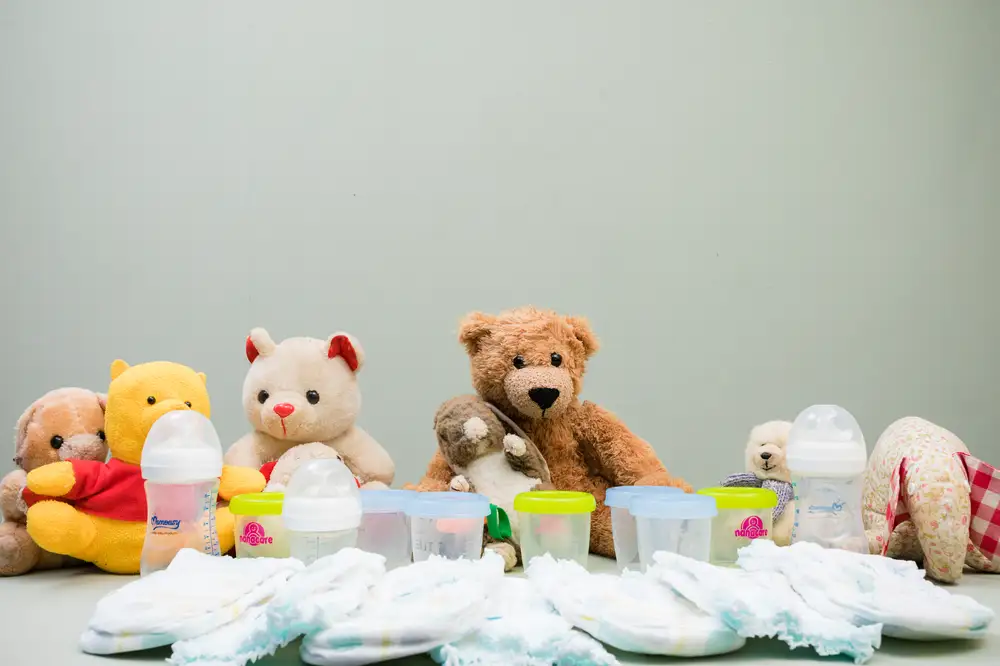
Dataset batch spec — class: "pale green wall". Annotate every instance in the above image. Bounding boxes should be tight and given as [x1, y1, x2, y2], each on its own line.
[1, 1, 998, 488]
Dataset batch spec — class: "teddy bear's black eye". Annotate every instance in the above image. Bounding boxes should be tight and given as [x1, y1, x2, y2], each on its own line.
[50, 435, 64, 449]
[550, 352, 562, 367]
[184, 401, 192, 408]
[147, 396, 156, 405]
[257, 390, 269, 404]
[306, 390, 320, 405]
[97, 430, 105, 441]
[512, 355, 526, 369]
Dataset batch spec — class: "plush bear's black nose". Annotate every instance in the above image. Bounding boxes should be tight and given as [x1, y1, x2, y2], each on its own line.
[528, 387, 560, 410]
[759, 452, 772, 460]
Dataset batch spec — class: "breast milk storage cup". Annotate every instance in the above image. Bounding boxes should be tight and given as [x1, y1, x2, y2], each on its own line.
[229, 493, 289, 559]
[786, 404, 868, 553]
[605, 486, 684, 571]
[358, 489, 414, 568]
[139, 411, 224, 576]
[631, 494, 716, 571]
[282, 459, 362, 566]
[697, 487, 777, 566]
[513, 491, 596, 567]
[406, 492, 490, 562]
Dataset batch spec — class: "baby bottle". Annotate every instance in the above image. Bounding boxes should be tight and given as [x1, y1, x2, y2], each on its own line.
[282, 458, 362, 566]
[140, 410, 224, 576]
[786, 404, 868, 553]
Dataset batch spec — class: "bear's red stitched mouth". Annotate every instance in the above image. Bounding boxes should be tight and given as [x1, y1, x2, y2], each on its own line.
[280, 418, 287, 436]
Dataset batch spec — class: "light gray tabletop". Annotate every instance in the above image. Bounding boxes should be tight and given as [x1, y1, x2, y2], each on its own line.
[2, 556, 999, 665]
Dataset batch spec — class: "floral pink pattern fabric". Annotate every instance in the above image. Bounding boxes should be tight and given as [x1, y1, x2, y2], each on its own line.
[863, 417, 999, 583]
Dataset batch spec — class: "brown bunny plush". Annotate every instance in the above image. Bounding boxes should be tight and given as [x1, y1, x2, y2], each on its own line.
[0, 388, 109, 576]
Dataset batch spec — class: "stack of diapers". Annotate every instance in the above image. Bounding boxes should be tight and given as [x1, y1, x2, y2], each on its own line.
[737, 540, 996, 641]
[653, 540, 996, 664]
[168, 548, 385, 666]
[432, 576, 619, 666]
[80, 549, 303, 655]
[525, 554, 746, 658]
[300, 550, 506, 665]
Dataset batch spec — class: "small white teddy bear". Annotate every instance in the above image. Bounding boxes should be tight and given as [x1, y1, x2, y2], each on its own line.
[224, 328, 394, 489]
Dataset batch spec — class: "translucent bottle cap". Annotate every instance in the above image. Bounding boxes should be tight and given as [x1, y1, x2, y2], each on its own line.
[281, 458, 362, 532]
[360, 489, 415, 514]
[140, 411, 223, 483]
[786, 404, 868, 476]
[404, 491, 491, 519]
[629, 494, 718, 520]
[604, 485, 684, 509]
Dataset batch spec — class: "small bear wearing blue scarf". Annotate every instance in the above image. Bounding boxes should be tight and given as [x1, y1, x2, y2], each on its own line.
[722, 421, 794, 546]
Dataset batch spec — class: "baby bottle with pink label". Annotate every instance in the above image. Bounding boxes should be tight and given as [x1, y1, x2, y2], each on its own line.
[140, 411, 223, 576]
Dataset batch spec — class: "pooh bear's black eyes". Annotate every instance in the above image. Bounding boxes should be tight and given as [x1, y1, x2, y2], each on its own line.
[50, 435, 64, 449]
[512, 355, 526, 369]
[147, 396, 156, 405]
[97, 430, 105, 441]
[550, 353, 562, 367]
[184, 401, 192, 408]
[257, 390, 269, 404]
[306, 390, 320, 405]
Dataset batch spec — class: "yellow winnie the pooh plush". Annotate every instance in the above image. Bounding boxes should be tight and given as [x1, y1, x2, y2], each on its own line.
[24, 360, 265, 574]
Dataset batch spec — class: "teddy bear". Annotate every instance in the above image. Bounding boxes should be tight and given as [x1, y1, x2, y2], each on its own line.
[225, 328, 394, 489]
[0, 388, 110, 576]
[23, 360, 265, 574]
[434, 394, 554, 570]
[863, 416, 1000, 583]
[410, 307, 691, 558]
[720, 420, 795, 546]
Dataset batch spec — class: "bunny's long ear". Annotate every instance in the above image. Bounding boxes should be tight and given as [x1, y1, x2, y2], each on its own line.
[328, 333, 364, 372]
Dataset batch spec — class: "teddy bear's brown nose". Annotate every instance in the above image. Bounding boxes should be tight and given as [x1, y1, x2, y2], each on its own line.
[528, 387, 560, 410]
[760, 452, 772, 460]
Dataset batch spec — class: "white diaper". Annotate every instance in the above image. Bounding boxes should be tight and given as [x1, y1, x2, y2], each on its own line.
[737, 540, 996, 640]
[525, 554, 746, 658]
[432, 576, 619, 666]
[168, 549, 385, 666]
[300, 551, 505, 665]
[650, 550, 883, 664]
[80, 549, 303, 655]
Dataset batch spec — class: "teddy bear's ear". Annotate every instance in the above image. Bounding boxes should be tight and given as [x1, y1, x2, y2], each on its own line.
[198, 372, 207, 385]
[13, 402, 37, 459]
[246, 328, 277, 364]
[96, 393, 108, 413]
[328, 333, 364, 373]
[458, 312, 496, 354]
[110, 359, 130, 381]
[565, 316, 599, 358]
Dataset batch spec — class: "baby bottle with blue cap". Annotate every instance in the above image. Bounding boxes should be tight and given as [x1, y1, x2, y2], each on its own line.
[786, 404, 869, 553]
[140, 410, 224, 576]
[282, 458, 362, 566]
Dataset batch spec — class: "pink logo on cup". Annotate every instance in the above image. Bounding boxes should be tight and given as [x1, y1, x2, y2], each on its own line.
[240, 521, 274, 546]
[734, 515, 768, 540]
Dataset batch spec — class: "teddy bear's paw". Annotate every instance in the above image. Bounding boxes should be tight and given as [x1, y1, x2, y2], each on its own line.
[462, 417, 490, 442]
[449, 475, 472, 493]
[486, 542, 518, 571]
[503, 434, 527, 457]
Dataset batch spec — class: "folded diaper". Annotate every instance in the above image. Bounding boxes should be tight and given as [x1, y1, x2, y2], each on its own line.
[80, 549, 303, 655]
[737, 539, 996, 641]
[650, 550, 882, 664]
[525, 554, 745, 658]
[300, 551, 505, 666]
[432, 576, 619, 666]
[168, 548, 386, 666]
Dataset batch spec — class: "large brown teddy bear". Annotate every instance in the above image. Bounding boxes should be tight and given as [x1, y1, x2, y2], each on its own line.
[411, 306, 691, 557]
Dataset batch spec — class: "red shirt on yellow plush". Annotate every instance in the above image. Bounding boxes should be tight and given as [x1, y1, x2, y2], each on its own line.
[25, 360, 265, 574]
